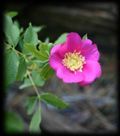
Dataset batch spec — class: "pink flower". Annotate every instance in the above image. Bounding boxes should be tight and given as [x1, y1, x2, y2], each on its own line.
[49, 32, 102, 86]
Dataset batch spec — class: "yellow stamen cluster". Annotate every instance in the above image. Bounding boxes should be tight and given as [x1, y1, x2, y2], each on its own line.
[62, 51, 86, 72]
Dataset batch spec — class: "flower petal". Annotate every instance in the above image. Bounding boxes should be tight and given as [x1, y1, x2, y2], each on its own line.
[56, 65, 83, 83]
[49, 53, 62, 70]
[51, 43, 68, 58]
[82, 60, 102, 83]
[81, 39, 93, 48]
[66, 32, 81, 52]
[50, 44, 61, 55]
[81, 39, 100, 61]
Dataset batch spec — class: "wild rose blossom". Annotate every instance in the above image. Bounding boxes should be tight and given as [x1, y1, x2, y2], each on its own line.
[49, 32, 102, 86]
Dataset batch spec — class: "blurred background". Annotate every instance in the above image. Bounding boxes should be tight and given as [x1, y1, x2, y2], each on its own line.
[4, 1, 118, 134]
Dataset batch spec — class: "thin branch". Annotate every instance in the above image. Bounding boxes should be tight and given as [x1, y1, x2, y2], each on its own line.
[27, 70, 40, 97]
[13, 48, 28, 62]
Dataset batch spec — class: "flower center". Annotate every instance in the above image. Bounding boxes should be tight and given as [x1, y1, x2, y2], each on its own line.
[62, 51, 86, 72]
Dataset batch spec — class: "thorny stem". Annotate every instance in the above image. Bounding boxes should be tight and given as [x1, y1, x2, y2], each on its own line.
[27, 70, 40, 98]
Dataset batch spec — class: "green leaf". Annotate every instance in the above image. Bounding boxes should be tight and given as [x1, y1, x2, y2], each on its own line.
[18, 37, 24, 52]
[23, 23, 39, 46]
[47, 43, 53, 52]
[19, 78, 32, 89]
[40, 93, 69, 109]
[6, 11, 18, 18]
[33, 26, 44, 33]
[32, 71, 45, 87]
[31, 60, 46, 67]
[40, 63, 54, 80]
[19, 69, 45, 89]
[44, 37, 50, 43]
[29, 106, 41, 132]
[54, 33, 67, 44]
[4, 16, 13, 44]
[11, 24, 20, 46]
[14, 20, 20, 29]
[4, 15, 20, 47]
[24, 43, 48, 62]
[25, 96, 37, 115]
[82, 33, 88, 40]
[5, 111, 24, 133]
[5, 49, 19, 88]
[16, 57, 27, 81]
[38, 43, 50, 56]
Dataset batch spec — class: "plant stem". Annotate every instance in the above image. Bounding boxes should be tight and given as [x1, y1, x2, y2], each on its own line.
[27, 70, 40, 97]
[27, 71, 42, 133]
[13, 48, 28, 62]
[7, 45, 28, 62]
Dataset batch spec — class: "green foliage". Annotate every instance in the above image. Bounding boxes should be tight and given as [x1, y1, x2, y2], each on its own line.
[40, 93, 69, 109]
[4, 11, 70, 133]
[40, 63, 54, 80]
[4, 15, 20, 47]
[19, 78, 32, 89]
[5, 49, 19, 88]
[24, 43, 48, 62]
[5, 111, 24, 133]
[25, 96, 37, 115]
[54, 33, 67, 44]
[33, 25, 44, 33]
[31, 70, 45, 86]
[44, 37, 50, 43]
[23, 23, 39, 46]
[6, 11, 18, 18]
[37, 43, 50, 56]
[16, 57, 27, 81]
[29, 105, 41, 132]
[19, 71, 45, 89]
[82, 33, 88, 40]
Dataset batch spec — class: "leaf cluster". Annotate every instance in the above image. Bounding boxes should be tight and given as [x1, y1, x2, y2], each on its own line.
[4, 11, 69, 133]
